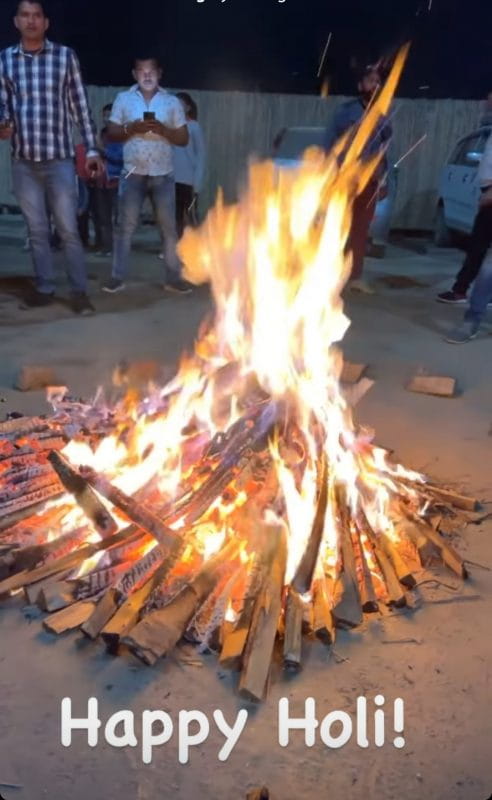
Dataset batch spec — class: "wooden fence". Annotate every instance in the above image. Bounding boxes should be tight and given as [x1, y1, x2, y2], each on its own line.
[0, 88, 483, 229]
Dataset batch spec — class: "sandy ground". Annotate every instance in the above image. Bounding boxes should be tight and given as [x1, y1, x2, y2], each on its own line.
[0, 216, 491, 800]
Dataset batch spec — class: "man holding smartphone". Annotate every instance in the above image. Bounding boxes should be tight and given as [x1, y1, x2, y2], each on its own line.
[103, 56, 192, 294]
[0, 0, 102, 314]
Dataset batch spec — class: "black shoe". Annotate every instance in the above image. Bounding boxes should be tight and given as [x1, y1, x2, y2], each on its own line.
[71, 292, 95, 315]
[436, 290, 467, 304]
[164, 278, 193, 295]
[20, 289, 55, 308]
[102, 278, 126, 293]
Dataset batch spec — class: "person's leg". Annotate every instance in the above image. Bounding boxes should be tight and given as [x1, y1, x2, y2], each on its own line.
[465, 251, 492, 327]
[111, 174, 147, 282]
[11, 159, 55, 295]
[44, 159, 88, 295]
[175, 182, 193, 239]
[347, 180, 378, 282]
[87, 186, 102, 251]
[95, 187, 113, 253]
[446, 249, 492, 342]
[452, 204, 492, 295]
[151, 175, 182, 280]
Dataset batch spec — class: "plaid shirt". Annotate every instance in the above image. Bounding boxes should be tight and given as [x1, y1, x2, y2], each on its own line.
[0, 39, 97, 161]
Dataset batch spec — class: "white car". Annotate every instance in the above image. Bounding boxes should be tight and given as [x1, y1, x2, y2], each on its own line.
[435, 125, 491, 245]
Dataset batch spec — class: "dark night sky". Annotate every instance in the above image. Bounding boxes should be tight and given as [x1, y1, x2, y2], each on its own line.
[0, 0, 491, 98]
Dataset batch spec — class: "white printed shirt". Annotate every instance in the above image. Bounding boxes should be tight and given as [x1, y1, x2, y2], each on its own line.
[110, 85, 186, 176]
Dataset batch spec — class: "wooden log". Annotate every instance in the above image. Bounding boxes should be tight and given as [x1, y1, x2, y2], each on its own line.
[80, 469, 176, 547]
[101, 575, 164, 654]
[75, 561, 134, 600]
[239, 525, 287, 702]
[370, 540, 406, 607]
[0, 416, 50, 437]
[48, 452, 117, 538]
[5, 526, 90, 575]
[283, 587, 304, 672]
[0, 437, 66, 462]
[0, 502, 71, 536]
[0, 472, 58, 504]
[406, 375, 456, 398]
[291, 455, 327, 596]
[0, 543, 98, 596]
[43, 600, 97, 634]
[124, 539, 239, 665]
[312, 576, 335, 645]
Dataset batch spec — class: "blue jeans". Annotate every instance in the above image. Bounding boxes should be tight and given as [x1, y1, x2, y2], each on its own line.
[12, 158, 87, 295]
[465, 247, 492, 327]
[112, 173, 181, 281]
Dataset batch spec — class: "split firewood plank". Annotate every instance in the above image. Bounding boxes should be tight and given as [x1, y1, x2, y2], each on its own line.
[124, 539, 239, 665]
[48, 452, 117, 538]
[412, 519, 468, 579]
[39, 579, 78, 612]
[312, 575, 335, 645]
[239, 525, 287, 702]
[381, 533, 416, 589]
[0, 483, 64, 520]
[219, 512, 280, 670]
[406, 375, 456, 398]
[100, 551, 185, 653]
[24, 570, 71, 605]
[332, 490, 363, 628]
[353, 529, 379, 612]
[43, 600, 97, 634]
[283, 587, 304, 672]
[341, 362, 367, 384]
[0, 543, 98, 596]
[291, 455, 327, 596]
[424, 485, 478, 513]
[0, 416, 50, 437]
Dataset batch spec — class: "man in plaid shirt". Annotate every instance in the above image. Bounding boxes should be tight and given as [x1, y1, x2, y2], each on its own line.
[0, 0, 103, 314]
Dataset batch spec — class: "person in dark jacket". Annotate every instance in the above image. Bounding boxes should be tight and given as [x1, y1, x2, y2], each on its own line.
[324, 65, 392, 294]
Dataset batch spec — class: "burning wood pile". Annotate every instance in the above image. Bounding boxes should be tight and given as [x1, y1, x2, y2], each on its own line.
[0, 50, 479, 700]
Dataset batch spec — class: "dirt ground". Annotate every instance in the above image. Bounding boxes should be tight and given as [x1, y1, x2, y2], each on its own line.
[0, 215, 491, 800]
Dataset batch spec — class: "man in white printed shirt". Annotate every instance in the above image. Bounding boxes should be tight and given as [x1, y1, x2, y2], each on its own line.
[103, 56, 192, 294]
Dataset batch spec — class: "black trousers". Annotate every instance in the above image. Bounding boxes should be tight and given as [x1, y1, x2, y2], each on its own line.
[453, 202, 492, 294]
[175, 182, 197, 239]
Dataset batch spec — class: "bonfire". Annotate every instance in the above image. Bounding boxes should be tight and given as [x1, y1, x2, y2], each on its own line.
[0, 49, 476, 701]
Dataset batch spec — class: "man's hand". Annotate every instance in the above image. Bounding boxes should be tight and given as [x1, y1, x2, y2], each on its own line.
[129, 120, 154, 136]
[143, 120, 168, 138]
[479, 186, 492, 207]
[85, 154, 104, 179]
[0, 121, 13, 141]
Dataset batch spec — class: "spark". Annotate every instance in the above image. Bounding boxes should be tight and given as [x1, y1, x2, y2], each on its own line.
[394, 134, 427, 168]
[317, 32, 332, 78]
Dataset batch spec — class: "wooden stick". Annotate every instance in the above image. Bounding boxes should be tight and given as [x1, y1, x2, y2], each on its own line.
[80, 469, 176, 547]
[381, 534, 417, 589]
[353, 529, 379, 612]
[412, 519, 468, 579]
[239, 525, 287, 702]
[0, 416, 50, 437]
[48, 452, 117, 538]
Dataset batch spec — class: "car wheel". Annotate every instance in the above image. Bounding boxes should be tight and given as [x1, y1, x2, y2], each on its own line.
[434, 205, 452, 247]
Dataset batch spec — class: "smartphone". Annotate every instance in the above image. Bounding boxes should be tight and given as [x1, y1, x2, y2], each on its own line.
[143, 112, 155, 121]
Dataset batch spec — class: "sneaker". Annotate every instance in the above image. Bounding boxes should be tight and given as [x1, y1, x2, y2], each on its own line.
[20, 289, 55, 308]
[102, 278, 126, 293]
[445, 322, 479, 344]
[71, 292, 95, 316]
[436, 290, 467, 304]
[164, 278, 193, 295]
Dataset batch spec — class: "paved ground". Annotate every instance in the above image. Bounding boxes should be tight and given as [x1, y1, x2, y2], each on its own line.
[0, 215, 491, 800]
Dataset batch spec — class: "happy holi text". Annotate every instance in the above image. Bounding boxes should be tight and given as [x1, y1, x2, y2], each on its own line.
[61, 695, 406, 764]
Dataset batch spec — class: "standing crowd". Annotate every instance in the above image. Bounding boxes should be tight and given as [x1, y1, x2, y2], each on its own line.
[0, 1, 491, 340]
[0, 0, 205, 314]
